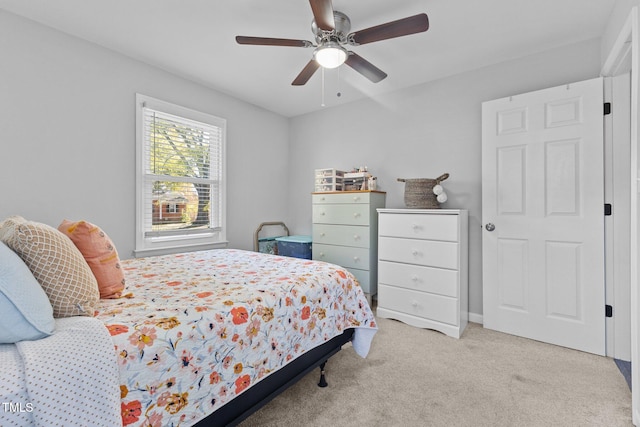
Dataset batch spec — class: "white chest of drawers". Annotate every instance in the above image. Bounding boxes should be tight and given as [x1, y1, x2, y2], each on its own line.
[377, 209, 468, 338]
[312, 191, 386, 299]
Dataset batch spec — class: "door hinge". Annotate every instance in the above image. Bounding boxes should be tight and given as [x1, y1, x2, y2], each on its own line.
[605, 203, 612, 216]
[606, 305, 613, 318]
[604, 102, 612, 115]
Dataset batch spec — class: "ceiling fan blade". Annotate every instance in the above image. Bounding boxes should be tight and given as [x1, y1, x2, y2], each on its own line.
[236, 36, 313, 48]
[292, 60, 321, 86]
[348, 13, 429, 45]
[309, 0, 335, 31]
[344, 52, 387, 83]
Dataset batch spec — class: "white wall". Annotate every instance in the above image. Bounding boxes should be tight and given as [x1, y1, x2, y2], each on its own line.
[0, 10, 290, 256]
[287, 38, 603, 318]
[0, 9, 606, 318]
[602, 0, 639, 64]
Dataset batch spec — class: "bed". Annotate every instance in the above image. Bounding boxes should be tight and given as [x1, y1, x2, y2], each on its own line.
[1, 248, 377, 427]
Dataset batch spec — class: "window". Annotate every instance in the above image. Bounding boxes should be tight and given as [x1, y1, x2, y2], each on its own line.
[135, 94, 226, 256]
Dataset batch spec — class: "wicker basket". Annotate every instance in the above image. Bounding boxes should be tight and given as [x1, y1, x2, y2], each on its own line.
[397, 173, 449, 209]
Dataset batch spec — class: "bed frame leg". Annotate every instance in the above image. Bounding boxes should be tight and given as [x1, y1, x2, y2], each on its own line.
[317, 362, 328, 387]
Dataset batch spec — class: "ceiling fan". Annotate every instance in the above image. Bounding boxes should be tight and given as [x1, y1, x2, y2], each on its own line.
[235, 0, 429, 86]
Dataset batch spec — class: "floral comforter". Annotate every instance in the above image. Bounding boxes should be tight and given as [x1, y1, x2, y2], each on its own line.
[95, 249, 377, 427]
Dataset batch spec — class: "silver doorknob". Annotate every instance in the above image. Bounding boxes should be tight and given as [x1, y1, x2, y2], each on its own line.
[485, 223, 496, 232]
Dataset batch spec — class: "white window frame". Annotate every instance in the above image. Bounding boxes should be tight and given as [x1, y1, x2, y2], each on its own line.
[135, 94, 227, 257]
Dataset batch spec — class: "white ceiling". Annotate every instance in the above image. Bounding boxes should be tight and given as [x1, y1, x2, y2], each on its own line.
[0, 0, 616, 117]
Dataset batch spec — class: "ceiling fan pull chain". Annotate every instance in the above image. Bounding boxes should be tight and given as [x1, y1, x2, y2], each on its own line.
[321, 66, 326, 107]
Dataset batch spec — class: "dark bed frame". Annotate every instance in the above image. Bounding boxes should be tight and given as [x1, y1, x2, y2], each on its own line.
[193, 328, 355, 427]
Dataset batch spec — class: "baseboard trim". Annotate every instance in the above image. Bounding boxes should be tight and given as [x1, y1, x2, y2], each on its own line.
[469, 312, 483, 325]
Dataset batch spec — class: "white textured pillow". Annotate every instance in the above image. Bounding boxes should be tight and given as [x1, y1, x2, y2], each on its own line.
[0, 216, 99, 317]
[0, 241, 55, 343]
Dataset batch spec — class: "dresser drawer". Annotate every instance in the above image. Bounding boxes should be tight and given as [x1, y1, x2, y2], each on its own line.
[378, 237, 458, 269]
[379, 261, 458, 297]
[313, 204, 371, 226]
[313, 193, 371, 205]
[378, 284, 458, 326]
[379, 212, 459, 241]
[313, 224, 370, 248]
[313, 243, 370, 270]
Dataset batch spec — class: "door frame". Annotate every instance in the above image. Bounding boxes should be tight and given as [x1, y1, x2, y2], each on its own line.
[601, 6, 639, 425]
[604, 73, 632, 361]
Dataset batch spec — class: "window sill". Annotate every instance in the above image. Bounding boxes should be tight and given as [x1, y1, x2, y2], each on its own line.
[133, 240, 229, 258]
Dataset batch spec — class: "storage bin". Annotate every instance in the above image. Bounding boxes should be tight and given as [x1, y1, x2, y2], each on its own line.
[315, 183, 343, 192]
[343, 171, 373, 191]
[314, 168, 345, 192]
[275, 235, 312, 259]
[397, 173, 449, 209]
[315, 176, 343, 185]
[254, 221, 289, 253]
[315, 168, 345, 178]
[258, 237, 278, 255]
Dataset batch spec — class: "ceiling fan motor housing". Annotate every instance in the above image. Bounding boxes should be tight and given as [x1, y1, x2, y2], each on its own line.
[312, 11, 351, 44]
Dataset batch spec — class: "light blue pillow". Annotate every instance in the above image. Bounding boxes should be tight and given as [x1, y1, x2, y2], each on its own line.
[0, 241, 55, 343]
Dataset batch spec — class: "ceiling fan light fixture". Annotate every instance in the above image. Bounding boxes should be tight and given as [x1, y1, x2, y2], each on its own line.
[314, 42, 347, 68]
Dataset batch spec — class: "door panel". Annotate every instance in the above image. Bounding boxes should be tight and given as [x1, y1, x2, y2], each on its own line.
[545, 241, 580, 319]
[497, 238, 528, 311]
[482, 77, 605, 355]
[545, 139, 580, 215]
[497, 146, 526, 214]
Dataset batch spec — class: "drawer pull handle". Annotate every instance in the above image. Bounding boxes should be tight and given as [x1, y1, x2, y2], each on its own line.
[353, 256, 360, 262]
[353, 196, 360, 202]
[411, 301, 419, 308]
[321, 212, 326, 216]
[353, 213, 360, 218]
[320, 232, 326, 237]
[411, 275, 419, 282]
[412, 224, 419, 230]
[319, 252, 325, 258]
[412, 250, 419, 256]
[353, 234, 360, 240]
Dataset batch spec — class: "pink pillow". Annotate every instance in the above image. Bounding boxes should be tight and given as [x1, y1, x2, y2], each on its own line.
[58, 220, 126, 299]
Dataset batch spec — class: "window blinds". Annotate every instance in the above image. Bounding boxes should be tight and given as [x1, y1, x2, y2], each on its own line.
[142, 106, 223, 238]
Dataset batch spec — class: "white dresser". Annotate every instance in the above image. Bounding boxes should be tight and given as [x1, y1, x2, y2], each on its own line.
[377, 209, 468, 338]
[312, 191, 386, 299]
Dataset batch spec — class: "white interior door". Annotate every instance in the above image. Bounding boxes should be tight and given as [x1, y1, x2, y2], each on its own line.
[482, 77, 605, 355]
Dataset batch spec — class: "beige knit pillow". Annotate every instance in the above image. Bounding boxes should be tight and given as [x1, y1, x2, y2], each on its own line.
[0, 216, 99, 317]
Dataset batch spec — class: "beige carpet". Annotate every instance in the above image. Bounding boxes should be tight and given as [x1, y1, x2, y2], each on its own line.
[240, 315, 632, 427]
